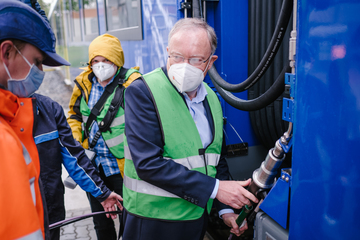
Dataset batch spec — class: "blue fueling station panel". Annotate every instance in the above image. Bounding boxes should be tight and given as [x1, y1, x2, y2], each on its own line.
[289, 0, 360, 239]
[261, 169, 291, 230]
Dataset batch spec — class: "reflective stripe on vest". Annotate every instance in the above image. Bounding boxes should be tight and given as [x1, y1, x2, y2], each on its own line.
[110, 115, 124, 128]
[125, 145, 219, 171]
[83, 114, 124, 130]
[82, 115, 88, 124]
[17, 229, 43, 240]
[22, 143, 32, 165]
[29, 177, 36, 206]
[105, 133, 124, 148]
[22, 143, 37, 206]
[124, 145, 219, 198]
[124, 174, 179, 198]
[123, 68, 223, 221]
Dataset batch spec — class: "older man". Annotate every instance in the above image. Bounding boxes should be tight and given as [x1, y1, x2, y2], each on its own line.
[122, 18, 258, 240]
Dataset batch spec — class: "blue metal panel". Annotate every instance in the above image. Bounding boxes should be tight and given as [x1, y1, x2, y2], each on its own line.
[260, 169, 291, 230]
[282, 98, 294, 122]
[210, 0, 259, 146]
[285, 73, 296, 98]
[290, 0, 360, 239]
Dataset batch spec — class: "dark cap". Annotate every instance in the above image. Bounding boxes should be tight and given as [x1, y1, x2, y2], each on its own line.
[0, 0, 70, 66]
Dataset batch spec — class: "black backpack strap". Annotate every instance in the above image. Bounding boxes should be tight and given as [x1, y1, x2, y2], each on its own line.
[88, 67, 128, 148]
[98, 67, 129, 133]
[117, 67, 129, 86]
[98, 85, 124, 134]
[84, 68, 124, 139]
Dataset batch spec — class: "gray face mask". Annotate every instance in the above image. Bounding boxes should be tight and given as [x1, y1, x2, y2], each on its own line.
[4, 45, 45, 98]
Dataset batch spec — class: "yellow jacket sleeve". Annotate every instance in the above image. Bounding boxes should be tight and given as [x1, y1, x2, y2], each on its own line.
[67, 83, 84, 144]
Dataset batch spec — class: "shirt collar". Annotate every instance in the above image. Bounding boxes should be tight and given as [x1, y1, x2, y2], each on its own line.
[183, 82, 208, 103]
[91, 74, 116, 87]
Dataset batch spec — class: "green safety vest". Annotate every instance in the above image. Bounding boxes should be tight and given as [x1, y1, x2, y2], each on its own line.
[80, 68, 137, 158]
[123, 68, 223, 221]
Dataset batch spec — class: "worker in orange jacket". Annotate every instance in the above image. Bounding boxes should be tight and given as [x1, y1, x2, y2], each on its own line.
[0, 90, 46, 239]
[0, 1, 70, 239]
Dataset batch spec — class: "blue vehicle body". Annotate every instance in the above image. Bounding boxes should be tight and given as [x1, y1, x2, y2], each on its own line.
[289, 1, 360, 239]
[48, 0, 360, 239]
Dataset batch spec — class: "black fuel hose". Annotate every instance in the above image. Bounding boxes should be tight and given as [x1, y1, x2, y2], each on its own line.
[192, 0, 202, 19]
[210, 65, 290, 111]
[49, 210, 121, 230]
[208, 0, 293, 92]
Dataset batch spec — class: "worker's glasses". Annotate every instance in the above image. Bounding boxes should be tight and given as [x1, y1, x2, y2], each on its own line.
[168, 54, 212, 66]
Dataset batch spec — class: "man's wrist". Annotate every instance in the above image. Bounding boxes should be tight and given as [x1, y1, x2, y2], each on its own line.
[218, 209, 235, 219]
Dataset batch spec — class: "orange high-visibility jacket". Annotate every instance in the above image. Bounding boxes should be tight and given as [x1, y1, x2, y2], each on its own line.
[0, 88, 45, 240]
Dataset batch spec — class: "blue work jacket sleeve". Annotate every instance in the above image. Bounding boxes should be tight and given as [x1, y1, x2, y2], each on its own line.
[124, 77, 229, 210]
[34, 94, 112, 202]
[54, 103, 112, 202]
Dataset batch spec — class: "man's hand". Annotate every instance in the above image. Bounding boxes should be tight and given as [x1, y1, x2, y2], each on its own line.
[101, 192, 123, 219]
[222, 213, 248, 237]
[216, 178, 258, 209]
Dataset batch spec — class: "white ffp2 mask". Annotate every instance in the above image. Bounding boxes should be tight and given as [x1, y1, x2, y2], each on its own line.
[168, 63, 207, 93]
[92, 62, 117, 82]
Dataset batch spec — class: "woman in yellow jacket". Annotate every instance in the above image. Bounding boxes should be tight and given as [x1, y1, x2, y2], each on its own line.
[67, 33, 141, 240]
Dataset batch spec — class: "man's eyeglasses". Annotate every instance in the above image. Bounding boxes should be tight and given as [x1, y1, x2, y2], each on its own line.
[168, 54, 212, 66]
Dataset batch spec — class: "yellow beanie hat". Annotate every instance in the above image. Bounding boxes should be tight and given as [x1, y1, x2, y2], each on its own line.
[88, 33, 125, 67]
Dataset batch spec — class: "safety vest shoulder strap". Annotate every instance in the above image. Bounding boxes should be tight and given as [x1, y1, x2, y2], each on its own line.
[124, 68, 139, 80]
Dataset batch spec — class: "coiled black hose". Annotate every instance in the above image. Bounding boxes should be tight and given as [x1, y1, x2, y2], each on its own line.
[207, 0, 292, 92]
[210, 65, 290, 111]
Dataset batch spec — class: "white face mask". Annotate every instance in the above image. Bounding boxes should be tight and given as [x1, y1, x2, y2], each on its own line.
[168, 62, 209, 93]
[92, 62, 116, 82]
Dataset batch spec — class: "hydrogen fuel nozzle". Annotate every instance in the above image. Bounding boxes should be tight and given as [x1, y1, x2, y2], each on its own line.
[228, 134, 290, 239]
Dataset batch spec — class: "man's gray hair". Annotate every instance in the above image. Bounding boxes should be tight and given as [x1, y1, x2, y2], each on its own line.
[168, 18, 217, 54]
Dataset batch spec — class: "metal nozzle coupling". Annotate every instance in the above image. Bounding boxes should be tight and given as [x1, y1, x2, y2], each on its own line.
[252, 141, 286, 190]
